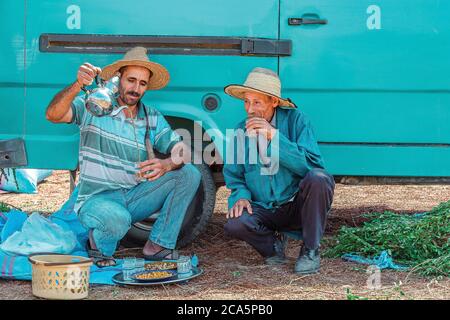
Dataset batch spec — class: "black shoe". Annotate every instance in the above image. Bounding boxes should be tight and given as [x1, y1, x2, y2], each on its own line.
[264, 233, 288, 265]
[294, 246, 320, 274]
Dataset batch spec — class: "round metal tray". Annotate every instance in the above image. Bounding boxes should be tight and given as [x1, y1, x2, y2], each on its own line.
[112, 267, 203, 286]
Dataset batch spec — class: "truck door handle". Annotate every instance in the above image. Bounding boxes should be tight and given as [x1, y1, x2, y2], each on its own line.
[288, 18, 328, 25]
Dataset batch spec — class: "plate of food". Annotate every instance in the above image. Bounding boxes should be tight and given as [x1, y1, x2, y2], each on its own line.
[112, 267, 203, 286]
[144, 261, 177, 271]
[131, 270, 178, 283]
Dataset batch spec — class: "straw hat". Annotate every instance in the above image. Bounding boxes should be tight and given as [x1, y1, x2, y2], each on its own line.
[100, 47, 170, 90]
[224, 67, 296, 108]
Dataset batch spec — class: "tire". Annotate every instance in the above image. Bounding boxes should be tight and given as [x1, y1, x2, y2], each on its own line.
[122, 163, 216, 248]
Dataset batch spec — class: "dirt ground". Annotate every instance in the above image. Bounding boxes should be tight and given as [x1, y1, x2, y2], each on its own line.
[0, 171, 449, 300]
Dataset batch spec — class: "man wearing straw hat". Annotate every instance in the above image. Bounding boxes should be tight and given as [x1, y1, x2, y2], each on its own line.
[46, 47, 201, 267]
[223, 67, 335, 274]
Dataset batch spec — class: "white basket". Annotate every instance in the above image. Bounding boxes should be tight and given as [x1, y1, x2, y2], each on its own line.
[28, 254, 93, 300]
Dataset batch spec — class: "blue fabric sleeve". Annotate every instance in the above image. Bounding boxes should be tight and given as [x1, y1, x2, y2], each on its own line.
[70, 95, 87, 127]
[269, 115, 324, 177]
[223, 163, 252, 210]
[153, 112, 182, 154]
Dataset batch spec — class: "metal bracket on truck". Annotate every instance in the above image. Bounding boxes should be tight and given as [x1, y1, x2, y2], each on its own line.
[39, 34, 292, 57]
[0, 139, 27, 168]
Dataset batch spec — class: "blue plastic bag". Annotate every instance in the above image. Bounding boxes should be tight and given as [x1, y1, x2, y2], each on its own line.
[342, 250, 409, 270]
[0, 212, 77, 255]
[0, 210, 28, 243]
[0, 169, 53, 194]
[50, 187, 89, 251]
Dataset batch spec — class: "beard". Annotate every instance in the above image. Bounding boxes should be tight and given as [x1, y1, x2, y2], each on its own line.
[118, 88, 142, 106]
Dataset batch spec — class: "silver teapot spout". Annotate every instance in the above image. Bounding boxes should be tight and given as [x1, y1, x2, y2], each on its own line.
[82, 75, 120, 117]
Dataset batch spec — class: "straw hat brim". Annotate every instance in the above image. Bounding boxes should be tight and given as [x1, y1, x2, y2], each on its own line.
[100, 60, 170, 90]
[224, 84, 296, 108]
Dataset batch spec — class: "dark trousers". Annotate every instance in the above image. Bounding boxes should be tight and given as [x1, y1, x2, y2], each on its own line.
[224, 168, 335, 257]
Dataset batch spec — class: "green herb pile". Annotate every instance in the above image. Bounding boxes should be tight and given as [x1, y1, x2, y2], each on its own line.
[0, 202, 11, 213]
[324, 200, 450, 277]
[0, 168, 19, 191]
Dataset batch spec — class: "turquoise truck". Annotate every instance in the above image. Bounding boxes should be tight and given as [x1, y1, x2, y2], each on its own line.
[2, 0, 449, 246]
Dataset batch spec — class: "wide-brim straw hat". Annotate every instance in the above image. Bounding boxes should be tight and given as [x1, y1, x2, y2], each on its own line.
[224, 67, 296, 108]
[100, 47, 170, 90]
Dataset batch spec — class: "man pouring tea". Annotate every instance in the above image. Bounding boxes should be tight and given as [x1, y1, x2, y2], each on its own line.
[46, 47, 200, 267]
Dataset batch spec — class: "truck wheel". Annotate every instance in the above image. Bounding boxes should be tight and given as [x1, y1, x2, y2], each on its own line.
[122, 163, 216, 248]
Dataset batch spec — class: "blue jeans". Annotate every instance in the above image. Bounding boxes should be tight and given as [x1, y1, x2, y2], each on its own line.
[78, 164, 201, 256]
[224, 168, 334, 256]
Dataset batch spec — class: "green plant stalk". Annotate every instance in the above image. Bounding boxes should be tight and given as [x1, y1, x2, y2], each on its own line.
[0, 202, 11, 212]
[0, 168, 19, 191]
[11, 168, 19, 190]
[324, 200, 450, 277]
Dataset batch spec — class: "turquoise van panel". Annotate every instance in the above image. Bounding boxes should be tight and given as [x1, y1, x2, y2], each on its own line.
[280, 0, 450, 176]
[17, 0, 278, 169]
[0, 1, 25, 143]
[24, 87, 80, 169]
[3, 0, 449, 176]
[295, 91, 450, 143]
[322, 145, 450, 177]
[25, 0, 279, 85]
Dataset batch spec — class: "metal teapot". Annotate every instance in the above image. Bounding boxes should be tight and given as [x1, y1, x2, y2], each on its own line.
[82, 75, 120, 117]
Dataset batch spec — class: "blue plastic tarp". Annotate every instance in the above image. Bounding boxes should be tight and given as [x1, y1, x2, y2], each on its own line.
[342, 250, 409, 270]
[0, 188, 121, 285]
[0, 169, 53, 194]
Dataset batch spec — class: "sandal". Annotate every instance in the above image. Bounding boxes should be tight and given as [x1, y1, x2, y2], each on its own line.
[144, 248, 179, 261]
[86, 241, 117, 268]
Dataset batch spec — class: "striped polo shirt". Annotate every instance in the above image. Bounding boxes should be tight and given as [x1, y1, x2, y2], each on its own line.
[70, 96, 181, 213]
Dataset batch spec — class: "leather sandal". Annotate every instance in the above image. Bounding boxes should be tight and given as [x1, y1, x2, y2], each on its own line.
[143, 248, 179, 261]
[86, 241, 117, 268]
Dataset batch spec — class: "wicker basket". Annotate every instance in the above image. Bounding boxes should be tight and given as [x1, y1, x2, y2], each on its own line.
[28, 254, 93, 300]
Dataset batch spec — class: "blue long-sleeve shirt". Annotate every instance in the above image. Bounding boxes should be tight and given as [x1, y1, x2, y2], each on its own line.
[223, 107, 325, 210]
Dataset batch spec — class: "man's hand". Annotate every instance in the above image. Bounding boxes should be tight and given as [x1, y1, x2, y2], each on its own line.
[227, 199, 253, 219]
[246, 117, 277, 140]
[77, 62, 102, 88]
[46, 62, 101, 123]
[138, 158, 175, 181]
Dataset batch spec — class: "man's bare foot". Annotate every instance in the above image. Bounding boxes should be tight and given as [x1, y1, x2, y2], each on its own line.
[143, 241, 178, 260]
